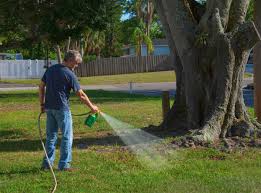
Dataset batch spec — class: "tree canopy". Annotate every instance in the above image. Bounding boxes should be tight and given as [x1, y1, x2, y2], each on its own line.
[0, 0, 121, 58]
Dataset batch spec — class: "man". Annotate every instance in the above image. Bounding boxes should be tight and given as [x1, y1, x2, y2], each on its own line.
[39, 50, 99, 171]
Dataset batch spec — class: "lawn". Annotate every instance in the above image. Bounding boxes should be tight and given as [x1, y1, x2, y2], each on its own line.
[0, 71, 176, 86]
[0, 71, 252, 86]
[0, 90, 261, 193]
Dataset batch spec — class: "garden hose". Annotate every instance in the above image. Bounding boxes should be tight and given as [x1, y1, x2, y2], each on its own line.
[71, 111, 91, 117]
[37, 111, 92, 193]
[38, 112, 57, 193]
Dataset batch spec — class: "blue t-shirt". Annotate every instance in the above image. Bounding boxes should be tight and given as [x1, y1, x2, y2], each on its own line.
[41, 64, 81, 111]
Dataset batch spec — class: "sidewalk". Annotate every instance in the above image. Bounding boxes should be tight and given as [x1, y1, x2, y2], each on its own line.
[0, 79, 254, 107]
[0, 82, 177, 92]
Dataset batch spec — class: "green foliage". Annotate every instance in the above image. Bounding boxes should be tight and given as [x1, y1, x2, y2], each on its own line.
[246, 0, 254, 21]
[149, 18, 165, 39]
[131, 20, 154, 55]
[37, 0, 112, 43]
[143, 34, 154, 53]
[83, 54, 97, 63]
[0, 0, 121, 58]
[121, 0, 165, 48]
[103, 0, 124, 57]
[120, 17, 140, 45]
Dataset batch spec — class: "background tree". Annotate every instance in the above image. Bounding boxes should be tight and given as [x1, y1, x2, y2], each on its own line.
[154, 0, 261, 142]
[0, 0, 118, 60]
[131, 21, 153, 56]
[121, 0, 164, 54]
[103, 0, 124, 57]
[92, 31, 106, 59]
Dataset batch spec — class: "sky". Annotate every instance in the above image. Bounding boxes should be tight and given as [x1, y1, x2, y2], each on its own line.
[121, 13, 131, 21]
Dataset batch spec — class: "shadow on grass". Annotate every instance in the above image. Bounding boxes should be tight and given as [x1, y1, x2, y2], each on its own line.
[74, 90, 161, 104]
[0, 135, 125, 152]
[0, 90, 161, 104]
[0, 126, 184, 153]
[0, 129, 28, 140]
[0, 167, 39, 175]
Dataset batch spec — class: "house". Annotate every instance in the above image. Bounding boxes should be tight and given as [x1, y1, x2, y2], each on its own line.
[122, 39, 170, 57]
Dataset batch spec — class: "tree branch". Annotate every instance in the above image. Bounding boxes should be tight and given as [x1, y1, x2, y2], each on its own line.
[232, 21, 261, 52]
[153, 0, 176, 54]
[154, 0, 197, 57]
[212, 8, 224, 35]
[227, 0, 250, 32]
[198, 0, 232, 33]
[216, 0, 233, 29]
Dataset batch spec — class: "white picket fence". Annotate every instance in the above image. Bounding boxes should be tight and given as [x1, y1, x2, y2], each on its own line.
[0, 60, 57, 79]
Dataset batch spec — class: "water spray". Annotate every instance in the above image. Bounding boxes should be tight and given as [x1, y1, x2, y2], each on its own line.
[100, 112, 174, 170]
[38, 110, 173, 192]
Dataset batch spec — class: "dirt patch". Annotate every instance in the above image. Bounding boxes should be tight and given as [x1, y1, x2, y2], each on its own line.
[141, 125, 261, 152]
[170, 136, 261, 153]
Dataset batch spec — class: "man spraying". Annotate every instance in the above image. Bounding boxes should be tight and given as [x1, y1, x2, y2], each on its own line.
[39, 50, 99, 171]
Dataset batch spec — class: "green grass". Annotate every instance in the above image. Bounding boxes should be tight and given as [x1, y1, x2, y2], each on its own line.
[0, 71, 253, 85]
[0, 71, 176, 86]
[0, 71, 253, 86]
[1, 90, 261, 193]
[245, 73, 253, 78]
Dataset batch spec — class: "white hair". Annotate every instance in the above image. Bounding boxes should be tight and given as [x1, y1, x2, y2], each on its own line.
[64, 50, 82, 62]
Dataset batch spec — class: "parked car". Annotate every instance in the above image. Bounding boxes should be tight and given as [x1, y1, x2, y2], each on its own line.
[0, 53, 23, 60]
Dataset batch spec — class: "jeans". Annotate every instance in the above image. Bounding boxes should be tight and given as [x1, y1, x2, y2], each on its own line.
[42, 109, 73, 170]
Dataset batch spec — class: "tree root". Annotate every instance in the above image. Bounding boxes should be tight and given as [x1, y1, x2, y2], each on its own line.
[227, 119, 254, 137]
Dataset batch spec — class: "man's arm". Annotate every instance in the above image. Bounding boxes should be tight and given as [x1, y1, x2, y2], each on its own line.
[39, 81, 46, 113]
[76, 89, 99, 113]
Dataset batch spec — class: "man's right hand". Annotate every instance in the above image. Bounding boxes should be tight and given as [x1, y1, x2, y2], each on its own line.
[90, 105, 100, 114]
[76, 89, 100, 113]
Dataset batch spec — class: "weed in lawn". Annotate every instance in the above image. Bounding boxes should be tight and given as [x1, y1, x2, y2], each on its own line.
[101, 112, 175, 170]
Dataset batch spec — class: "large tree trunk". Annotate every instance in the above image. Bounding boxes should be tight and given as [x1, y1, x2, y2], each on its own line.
[155, 0, 261, 142]
[254, 0, 261, 122]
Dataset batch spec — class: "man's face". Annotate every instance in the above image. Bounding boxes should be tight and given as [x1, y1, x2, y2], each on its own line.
[68, 57, 82, 70]
[75, 57, 82, 68]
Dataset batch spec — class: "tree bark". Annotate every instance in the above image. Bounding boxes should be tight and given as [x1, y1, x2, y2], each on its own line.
[146, 0, 154, 56]
[66, 36, 71, 52]
[56, 44, 62, 64]
[80, 36, 84, 58]
[254, 0, 261, 122]
[154, 0, 261, 142]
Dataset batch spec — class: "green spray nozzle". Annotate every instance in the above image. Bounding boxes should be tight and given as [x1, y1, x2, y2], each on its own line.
[84, 113, 98, 127]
